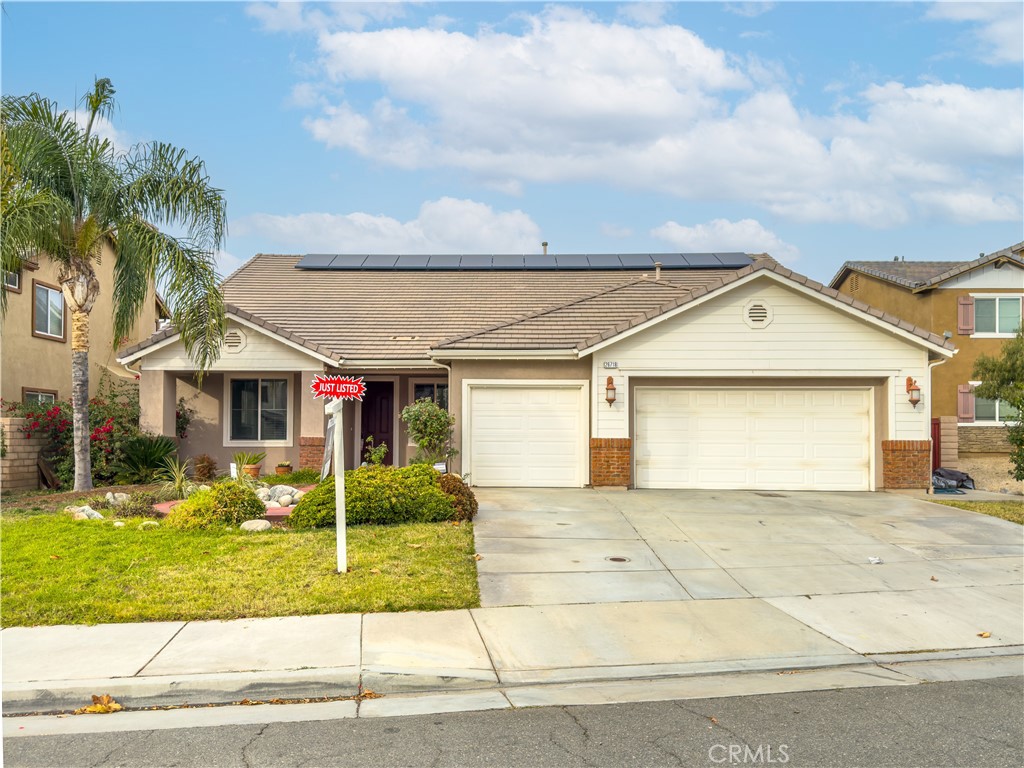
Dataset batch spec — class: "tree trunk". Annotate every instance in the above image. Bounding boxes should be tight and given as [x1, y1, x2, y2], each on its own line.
[61, 257, 100, 492]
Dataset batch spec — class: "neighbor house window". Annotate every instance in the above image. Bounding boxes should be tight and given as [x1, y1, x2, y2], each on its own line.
[975, 397, 1021, 424]
[413, 381, 449, 411]
[4, 270, 21, 292]
[22, 388, 57, 405]
[32, 280, 65, 340]
[229, 378, 288, 441]
[974, 297, 1022, 335]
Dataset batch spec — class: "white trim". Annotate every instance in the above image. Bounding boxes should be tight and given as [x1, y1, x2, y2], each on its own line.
[461, 379, 590, 488]
[230, 315, 339, 367]
[118, 333, 182, 364]
[968, 294, 1022, 338]
[603, 368, 905, 378]
[581, 270, 955, 358]
[353, 375, 401, 466]
[222, 373, 294, 448]
[431, 349, 578, 360]
[965, 380, 1021, 425]
[341, 359, 448, 369]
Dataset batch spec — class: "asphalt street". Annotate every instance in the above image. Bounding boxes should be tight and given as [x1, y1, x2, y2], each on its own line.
[4, 676, 1021, 768]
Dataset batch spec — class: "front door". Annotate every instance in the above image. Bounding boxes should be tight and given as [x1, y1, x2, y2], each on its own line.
[360, 381, 394, 465]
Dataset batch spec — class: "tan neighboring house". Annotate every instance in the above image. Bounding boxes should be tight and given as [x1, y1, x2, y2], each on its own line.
[1, 244, 168, 405]
[119, 252, 953, 492]
[829, 242, 1024, 491]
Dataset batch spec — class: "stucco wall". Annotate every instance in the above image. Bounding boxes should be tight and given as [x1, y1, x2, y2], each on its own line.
[1, 245, 161, 403]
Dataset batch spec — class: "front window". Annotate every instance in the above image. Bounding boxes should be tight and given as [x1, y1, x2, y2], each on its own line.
[414, 381, 449, 410]
[230, 378, 288, 441]
[23, 390, 56, 405]
[33, 282, 64, 339]
[974, 297, 1022, 335]
[975, 396, 1021, 424]
[4, 271, 20, 291]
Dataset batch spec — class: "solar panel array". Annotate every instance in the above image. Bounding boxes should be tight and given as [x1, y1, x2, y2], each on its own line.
[295, 253, 754, 271]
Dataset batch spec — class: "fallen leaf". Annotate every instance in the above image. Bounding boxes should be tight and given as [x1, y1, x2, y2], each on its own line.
[930, 576, 938, 582]
[369, 568, 382, 575]
[360, 689, 384, 700]
[74, 694, 123, 715]
[978, 632, 991, 638]
[50, 555, 61, 560]
[451, 521, 460, 526]
[708, 716, 719, 725]
[474, 554, 483, 561]
[407, 543, 423, 549]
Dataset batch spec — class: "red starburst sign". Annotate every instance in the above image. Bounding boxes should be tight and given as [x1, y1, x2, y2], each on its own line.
[310, 375, 367, 401]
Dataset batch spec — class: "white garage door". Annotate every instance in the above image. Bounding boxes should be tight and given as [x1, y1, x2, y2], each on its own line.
[635, 388, 872, 491]
[468, 386, 584, 487]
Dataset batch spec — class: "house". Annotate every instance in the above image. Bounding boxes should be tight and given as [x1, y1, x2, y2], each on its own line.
[1, 244, 168, 405]
[118, 252, 954, 491]
[829, 242, 1024, 490]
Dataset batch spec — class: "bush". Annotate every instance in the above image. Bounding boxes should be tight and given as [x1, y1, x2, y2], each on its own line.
[289, 465, 457, 529]
[400, 398, 457, 465]
[113, 492, 161, 519]
[274, 468, 320, 486]
[438, 473, 478, 521]
[193, 454, 218, 482]
[114, 435, 177, 484]
[166, 482, 266, 530]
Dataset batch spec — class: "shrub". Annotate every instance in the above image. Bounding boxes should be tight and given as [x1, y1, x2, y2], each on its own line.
[157, 456, 196, 500]
[438, 473, 478, 521]
[166, 482, 266, 530]
[400, 398, 457, 465]
[114, 435, 177, 484]
[114, 492, 161, 519]
[193, 454, 218, 482]
[274, 468, 320, 486]
[289, 465, 456, 529]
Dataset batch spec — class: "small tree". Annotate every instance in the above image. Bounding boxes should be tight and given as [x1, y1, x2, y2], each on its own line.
[972, 328, 1024, 481]
[401, 397, 457, 465]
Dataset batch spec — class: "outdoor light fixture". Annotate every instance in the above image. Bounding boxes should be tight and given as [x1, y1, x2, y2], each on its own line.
[605, 376, 617, 407]
[906, 377, 922, 408]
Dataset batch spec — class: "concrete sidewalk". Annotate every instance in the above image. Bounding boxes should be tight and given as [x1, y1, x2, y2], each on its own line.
[3, 488, 1022, 722]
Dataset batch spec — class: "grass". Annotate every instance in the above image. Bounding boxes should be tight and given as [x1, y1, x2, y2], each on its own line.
[1, 511, 480, 626]
[934, 499, 1024, 525]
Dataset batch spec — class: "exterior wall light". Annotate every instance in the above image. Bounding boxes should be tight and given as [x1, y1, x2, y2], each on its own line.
[605, 376, 617, 407]
[906, 377, 922, 408]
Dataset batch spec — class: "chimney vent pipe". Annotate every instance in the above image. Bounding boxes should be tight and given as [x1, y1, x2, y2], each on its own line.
[654, 261, 662, 280]
[542, 241, 549, 255]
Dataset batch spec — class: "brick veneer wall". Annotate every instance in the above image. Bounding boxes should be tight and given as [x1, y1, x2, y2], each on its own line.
[882, 440, 931, 489]
[590, 438, 631, 487]
[958, 426, 1012, 454]
[299, 436, 326, 470]
[1, 418, 48, 490]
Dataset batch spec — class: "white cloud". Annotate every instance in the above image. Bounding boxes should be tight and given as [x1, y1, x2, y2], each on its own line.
[232, 197, 542, 254]
[617, 3, 671, 26]
[651, 218, 800, 263]
[724, 3, 776, 19]
[926, 2, 1023, 65]
[216, 249, 247, 279]
[71, 112, 132, 153]
[600, 223, 634, 238]
[246, 2, 406, 33]
[282, 6, 1020, 228]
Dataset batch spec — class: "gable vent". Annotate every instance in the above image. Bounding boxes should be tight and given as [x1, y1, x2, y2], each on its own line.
[850, 274, 860, 293]
[743, 300, 773, 329]
[223, 328, 247, 354]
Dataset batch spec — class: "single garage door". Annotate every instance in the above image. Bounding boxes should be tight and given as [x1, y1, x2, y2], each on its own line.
[468, 385, 585, 487]
[635, 388, 872, 491]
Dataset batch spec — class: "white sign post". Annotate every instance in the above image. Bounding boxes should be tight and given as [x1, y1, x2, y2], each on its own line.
[311, 375, 367, 575]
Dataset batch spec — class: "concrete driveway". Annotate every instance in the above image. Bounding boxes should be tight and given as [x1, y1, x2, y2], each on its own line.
[474, 489, 1023, 658]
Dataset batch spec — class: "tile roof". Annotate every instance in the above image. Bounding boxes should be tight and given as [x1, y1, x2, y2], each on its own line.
[438, 259, 955, 354]
[830, 242, 1024, 291]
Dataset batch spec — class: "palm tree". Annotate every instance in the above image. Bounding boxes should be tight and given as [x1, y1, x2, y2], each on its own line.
[2, 78, 227, 490]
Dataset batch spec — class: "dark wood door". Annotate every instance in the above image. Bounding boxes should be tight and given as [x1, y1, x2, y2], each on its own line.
[361, 381, 394, 465]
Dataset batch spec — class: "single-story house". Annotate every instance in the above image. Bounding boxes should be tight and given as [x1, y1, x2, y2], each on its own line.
[118, 252, 955, 491]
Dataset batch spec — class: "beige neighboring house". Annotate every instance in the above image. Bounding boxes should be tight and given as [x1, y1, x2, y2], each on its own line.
[1, 244, 168, 405]
[830, 242, 1024, 492]
[120, 252, 954, 491]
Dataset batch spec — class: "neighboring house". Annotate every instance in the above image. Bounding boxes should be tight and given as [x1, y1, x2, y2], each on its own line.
[1, 244, 168, 405]
[119, 252, 954, 491]
[829, 242, 1024, 490]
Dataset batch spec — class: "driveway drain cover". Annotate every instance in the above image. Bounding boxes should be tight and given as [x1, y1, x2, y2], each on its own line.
[606, 556, 631, 563]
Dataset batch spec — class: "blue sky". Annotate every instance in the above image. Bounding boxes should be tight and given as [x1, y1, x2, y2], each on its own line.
[3, 1, 1022, 283]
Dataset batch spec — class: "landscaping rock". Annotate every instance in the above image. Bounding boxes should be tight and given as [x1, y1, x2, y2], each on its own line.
[105, 492, 130, 506]
[277, 494, 293, 507]
[113, 521, 126, 528]
[198, 485, 211, 492]
[68, 506, 103, 520]
[140, 521, 160, 529]
[240, 520, 272, 532]
[292, 490, 305, 502]
[265, 500, 282, 508]
[256, 488, 272, 501]
[269, 485, 299, 501]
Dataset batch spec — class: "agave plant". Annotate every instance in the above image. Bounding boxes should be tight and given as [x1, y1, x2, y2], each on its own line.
[156, 455, 196, 500]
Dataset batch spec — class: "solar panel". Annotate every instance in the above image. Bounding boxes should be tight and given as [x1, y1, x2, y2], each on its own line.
[554, 254, 591, 269]
[394, 255, 429, 269]
[328, 255, 367, 268]
[492, 255, 525, 269]
[678, 253, 721, 267]
[618, 254, 656, 269]
[363, 254, 398, 269]
[295, 254, 337, 269]
[523, 255, 558, 269]
[651, 254, 689, 268]
[426, 255, 461, 269]
[586, 254, 623, 269]
[459, 255, 492, 269]
[715, 252, 753, 268]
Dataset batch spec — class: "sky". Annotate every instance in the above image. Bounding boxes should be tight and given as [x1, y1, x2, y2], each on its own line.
[2, 1, 1022, 284]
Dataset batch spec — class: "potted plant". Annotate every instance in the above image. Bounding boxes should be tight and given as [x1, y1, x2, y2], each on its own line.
[233, 451, 266, 479]
[275, 460, 292, 476]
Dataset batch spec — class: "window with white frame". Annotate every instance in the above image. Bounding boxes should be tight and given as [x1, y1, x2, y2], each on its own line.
[229, 378, 288, 442]
[4, 271, 21, 291]
[23, 389, 56, 405]
[975, 396, 1021, 424]
[33, 281, 64, 339]
[413, 381, 449, 410]
[973, 296, 1022, 336]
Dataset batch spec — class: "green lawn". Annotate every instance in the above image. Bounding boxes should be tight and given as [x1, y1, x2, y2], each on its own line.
[934, 499, 1024, 525]
[1, 512, 480, 626]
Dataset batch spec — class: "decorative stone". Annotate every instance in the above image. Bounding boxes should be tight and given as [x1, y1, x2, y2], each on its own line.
[269, 485, 299, 501]
[105, 492, 130, 506]
[140, 521, 160, 529]
[265, 500, 282, 508]
[277, 495, 293, 507]
[256, 488, 272, 501]
[240, 520, 272, 532]
[68, 506, 103, 520]
[292, 490, 305, 501]
[198, 485, 211, 492]
[113, 521, 126, 528]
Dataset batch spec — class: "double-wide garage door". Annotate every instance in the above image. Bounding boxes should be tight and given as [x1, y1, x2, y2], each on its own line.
[468, 385, 585, 487]
[635, 388, 872, 491]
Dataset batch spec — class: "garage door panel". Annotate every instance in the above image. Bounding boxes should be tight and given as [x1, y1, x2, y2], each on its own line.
[469, 386, 583, 487]
[636, 388, 871, 491]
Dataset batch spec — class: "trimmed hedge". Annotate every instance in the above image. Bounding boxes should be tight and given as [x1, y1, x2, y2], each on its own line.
[289, 465, 474, 529]
[166, 482, 267, 530]
[438, 473, 477, 521]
